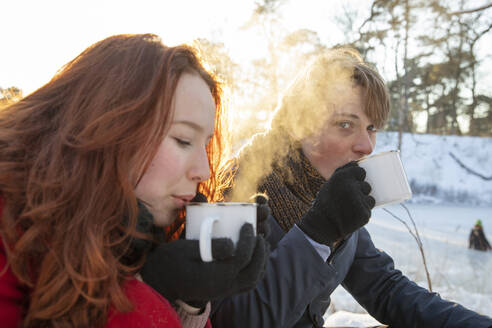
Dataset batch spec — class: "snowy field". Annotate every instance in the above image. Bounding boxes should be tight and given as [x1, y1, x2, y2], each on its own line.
[324, 203, 492, 326]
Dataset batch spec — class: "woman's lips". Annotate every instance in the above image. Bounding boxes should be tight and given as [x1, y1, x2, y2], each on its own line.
[172, 195, 195, 208]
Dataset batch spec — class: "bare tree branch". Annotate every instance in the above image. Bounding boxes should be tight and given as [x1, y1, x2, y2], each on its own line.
[449, 152, 492, 180]
[357, 0, 383, 38]
[472, 22, 492, 44]
[449, 3, 492, 15]
[383, 204, 432, 292]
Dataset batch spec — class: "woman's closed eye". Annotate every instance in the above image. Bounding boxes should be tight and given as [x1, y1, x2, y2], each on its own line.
[174, 137, 192, 148]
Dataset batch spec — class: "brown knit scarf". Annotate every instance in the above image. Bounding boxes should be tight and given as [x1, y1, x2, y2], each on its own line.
[258, 144, 326, 232]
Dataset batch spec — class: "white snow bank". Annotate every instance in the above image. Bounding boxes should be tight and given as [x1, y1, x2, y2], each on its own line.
[324, 311, 383, 327]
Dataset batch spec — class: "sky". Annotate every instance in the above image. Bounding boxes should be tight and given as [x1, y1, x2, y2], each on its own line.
[2, 0, 490, 103]
[0, 0, 359, 96]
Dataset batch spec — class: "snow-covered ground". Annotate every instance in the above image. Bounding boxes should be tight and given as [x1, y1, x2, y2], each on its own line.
[324, 203, 492, 326]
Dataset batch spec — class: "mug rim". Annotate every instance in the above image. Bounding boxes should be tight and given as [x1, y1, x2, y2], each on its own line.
[357, 149, 400, 163]
[187, 202, 258, 207]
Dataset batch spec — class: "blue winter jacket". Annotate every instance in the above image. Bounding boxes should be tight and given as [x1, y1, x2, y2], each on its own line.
[211, 215, 492, 328]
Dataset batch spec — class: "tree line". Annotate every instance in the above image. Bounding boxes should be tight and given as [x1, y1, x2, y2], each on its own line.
[354, 0, 492, 140]
[0, 87, 22, 109]
[198, 0, 491, 143]
[3, 0, 491, 141]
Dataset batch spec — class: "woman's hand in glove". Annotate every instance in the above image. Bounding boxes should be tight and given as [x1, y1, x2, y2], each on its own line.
[140, 223, 268, 305]
[298, 161, 375, 246]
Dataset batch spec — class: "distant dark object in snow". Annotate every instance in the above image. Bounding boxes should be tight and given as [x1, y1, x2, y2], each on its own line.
[468, 219, 492, 251]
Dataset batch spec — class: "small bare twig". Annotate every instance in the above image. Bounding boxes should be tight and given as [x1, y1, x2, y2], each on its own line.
[449, 3, 492, 15]
[449, 152, 492, 180]
[383, 204, 432, 292]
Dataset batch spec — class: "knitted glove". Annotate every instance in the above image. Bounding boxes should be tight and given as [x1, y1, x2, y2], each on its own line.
[140, 223, 268, 305]
[191, 192, 208, 203]
[298, 161, 375, 246]
[255, 194, 271, 238]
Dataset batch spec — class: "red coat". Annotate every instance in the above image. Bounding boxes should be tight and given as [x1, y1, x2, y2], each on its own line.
[0, 238, 23, 327]
[106, 279, 183, 328]
[0, 256, 183, 327]
[0, 200, 188, 327]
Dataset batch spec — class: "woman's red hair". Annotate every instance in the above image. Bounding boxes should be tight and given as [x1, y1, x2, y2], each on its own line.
[0, 33, 231, 327]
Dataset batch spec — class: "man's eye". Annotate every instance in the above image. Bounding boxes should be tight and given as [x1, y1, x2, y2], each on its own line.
[339, 121, 351, 129]
[368, 125, 378, 132]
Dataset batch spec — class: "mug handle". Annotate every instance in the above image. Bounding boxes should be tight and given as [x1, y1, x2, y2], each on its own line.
[199, 217, 219, 262]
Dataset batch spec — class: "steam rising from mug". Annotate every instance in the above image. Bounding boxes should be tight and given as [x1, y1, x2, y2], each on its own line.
[230, 51, 358, 202]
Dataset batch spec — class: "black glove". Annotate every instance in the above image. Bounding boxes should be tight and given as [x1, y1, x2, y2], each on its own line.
[255, 194, 271, 238]
[191, 192, 208, 203]
[140, 223, 267, 305]
[298, 161, 375, 246]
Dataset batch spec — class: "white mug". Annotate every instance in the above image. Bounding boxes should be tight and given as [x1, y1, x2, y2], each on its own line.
[185, 203, 257, 262]
[357, 150, 412, 208]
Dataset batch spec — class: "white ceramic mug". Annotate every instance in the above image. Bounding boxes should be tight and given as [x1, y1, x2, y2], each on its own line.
[357, 150, 412, 208]
[185, 203, 257, 262]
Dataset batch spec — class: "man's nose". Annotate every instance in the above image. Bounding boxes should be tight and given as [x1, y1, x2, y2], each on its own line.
[353, 131, 374, 156]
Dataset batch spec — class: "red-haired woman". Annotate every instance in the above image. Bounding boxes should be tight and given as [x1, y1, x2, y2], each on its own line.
[0, 34, 267, 327]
